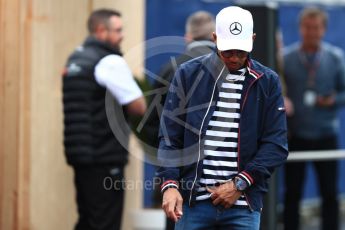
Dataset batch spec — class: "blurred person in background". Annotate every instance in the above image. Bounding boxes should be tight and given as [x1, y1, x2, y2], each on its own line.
[283, 6, 345, 230]
[62, 9, 146, 230]
[145, 10, 216, 149]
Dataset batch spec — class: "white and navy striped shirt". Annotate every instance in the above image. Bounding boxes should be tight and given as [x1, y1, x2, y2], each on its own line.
[196, 68, 248, 208]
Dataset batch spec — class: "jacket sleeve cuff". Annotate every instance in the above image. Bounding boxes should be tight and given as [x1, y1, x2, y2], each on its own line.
[238, 171, 254, 187]
[161, 180, 179, 193]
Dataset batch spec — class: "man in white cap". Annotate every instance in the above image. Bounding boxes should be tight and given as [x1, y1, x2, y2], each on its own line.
[157, 6, 288, 229]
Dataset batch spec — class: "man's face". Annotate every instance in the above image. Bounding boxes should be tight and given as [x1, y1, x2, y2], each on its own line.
[300, 16, 325, 49]
[218, 49, 248, 72]
[213, 33, 249, 71]
[105, 16, 124, 49]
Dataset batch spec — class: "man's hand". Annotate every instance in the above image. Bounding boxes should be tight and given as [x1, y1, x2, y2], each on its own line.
[317, 94, 335, 107]
[162, 188, 183, 222]
[207, 181, 242, 209]
[125, 96, 147, 116]
[284, 96, 294, 116]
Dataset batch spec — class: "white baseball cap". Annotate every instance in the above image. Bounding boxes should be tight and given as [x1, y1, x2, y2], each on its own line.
[215, 6, 254, 52]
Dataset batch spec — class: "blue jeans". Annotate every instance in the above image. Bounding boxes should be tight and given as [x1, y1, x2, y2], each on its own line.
[174, 200, 260, 230]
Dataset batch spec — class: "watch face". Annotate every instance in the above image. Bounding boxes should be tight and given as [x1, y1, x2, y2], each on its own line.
[235, 177, 247, 191]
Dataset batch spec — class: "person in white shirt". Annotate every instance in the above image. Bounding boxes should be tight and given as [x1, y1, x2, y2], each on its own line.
[62, 9, 146, 230]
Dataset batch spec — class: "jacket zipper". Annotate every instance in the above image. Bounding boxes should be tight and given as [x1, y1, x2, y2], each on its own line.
[238, 71, 261, 212]
[188, 66, 225, 206]
[240, 72, 260, 113]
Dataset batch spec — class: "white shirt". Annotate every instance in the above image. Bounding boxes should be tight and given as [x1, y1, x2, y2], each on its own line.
[94, 54, 143, 105]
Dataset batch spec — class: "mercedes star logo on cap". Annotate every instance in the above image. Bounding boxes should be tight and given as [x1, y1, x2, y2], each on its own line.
[229, 22, 242, 35]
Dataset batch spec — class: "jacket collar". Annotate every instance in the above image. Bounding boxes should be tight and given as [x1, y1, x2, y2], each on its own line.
[207, 52, 229, 82]
[246, 58, 264, 79]
[186, 40, 215, 52]
[206, 51, 264, 82]
[83, 36, 122, 56]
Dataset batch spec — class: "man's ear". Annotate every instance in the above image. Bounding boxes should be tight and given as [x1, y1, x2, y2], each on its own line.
[252, 33, 256, 42]
[212, 32, 217, 42]
[94, 24, 107, 40]
[184, 33, 193, 43]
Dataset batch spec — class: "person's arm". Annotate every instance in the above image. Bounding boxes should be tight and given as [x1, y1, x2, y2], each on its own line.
[156, 67, 187, 222]
[206, 180, 242, 209]
[126, 96, 146, 116]
[239, 73, 289, 190]
[334, 52, 345, 106]
[94, 54, 146, 116]
[317, 50, 345, 107]
[162, 188, 183, 222]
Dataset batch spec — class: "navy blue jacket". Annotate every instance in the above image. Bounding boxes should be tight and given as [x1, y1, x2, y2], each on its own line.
[156, 52, 288, 211]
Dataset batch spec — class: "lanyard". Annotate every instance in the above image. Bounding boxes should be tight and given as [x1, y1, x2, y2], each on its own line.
[298, 49, 322, 88]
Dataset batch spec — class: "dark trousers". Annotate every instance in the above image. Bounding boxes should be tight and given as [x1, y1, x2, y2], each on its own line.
[283, 136, 339, 230]
[73, 164, 125, 230]
[166, 218, 175, 230]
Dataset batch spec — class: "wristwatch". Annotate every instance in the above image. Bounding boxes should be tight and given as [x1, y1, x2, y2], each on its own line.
[234, 177, 248, 191]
